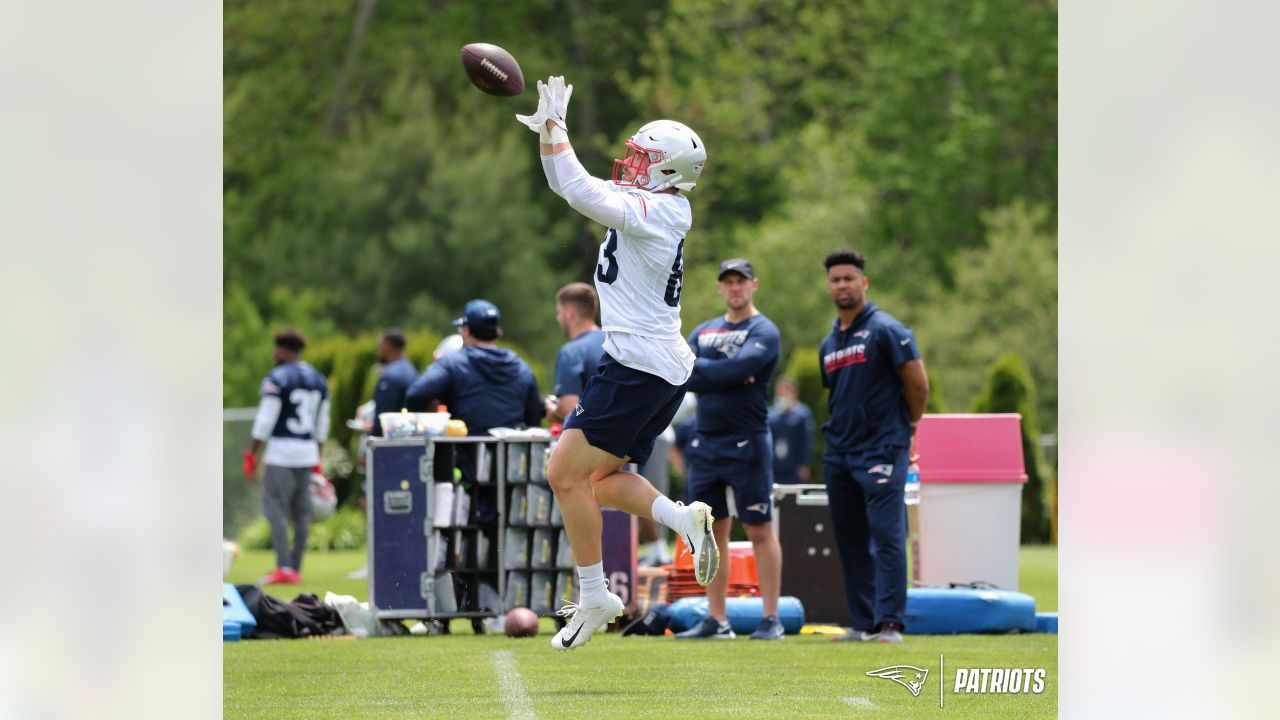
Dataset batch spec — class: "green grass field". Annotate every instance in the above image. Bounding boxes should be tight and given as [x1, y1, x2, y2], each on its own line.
[225, 547, 1057, 718]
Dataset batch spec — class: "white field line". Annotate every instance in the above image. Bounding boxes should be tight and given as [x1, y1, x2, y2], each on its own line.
[841, 696, 877, 710]
[490, 650, 536, 720]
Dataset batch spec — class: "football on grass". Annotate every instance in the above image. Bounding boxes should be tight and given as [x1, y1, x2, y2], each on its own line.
[460, 43, 525, 96]
[504, 607, 539, 638]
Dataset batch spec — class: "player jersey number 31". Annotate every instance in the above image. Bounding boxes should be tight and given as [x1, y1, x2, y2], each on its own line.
[596, 228, 685, 308]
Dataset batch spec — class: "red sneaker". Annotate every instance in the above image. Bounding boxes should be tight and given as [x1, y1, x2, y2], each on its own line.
[261, 568, 300, 585]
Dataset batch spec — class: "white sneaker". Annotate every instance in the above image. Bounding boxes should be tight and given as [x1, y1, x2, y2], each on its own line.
[551, 591, 625, 651]
[677, 501, 719, 587]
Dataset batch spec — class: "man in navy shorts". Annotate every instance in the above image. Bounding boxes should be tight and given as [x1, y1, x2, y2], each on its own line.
[675, 259, 784, 641]
[518, 74, 718, 650]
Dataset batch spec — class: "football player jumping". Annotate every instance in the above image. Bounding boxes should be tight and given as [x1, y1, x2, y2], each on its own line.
[516, 76, 717, 650]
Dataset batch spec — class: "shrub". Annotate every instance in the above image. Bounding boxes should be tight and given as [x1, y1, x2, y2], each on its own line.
[970, 352, 1052, 544]
[235, 505, 367, 552]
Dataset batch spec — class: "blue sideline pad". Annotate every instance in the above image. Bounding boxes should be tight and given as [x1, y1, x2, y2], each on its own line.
[667, 596, 806, 635]
[223, 583, 256, 641]
[904, 588, 1037, 634]
[1034, 612, 1058, 634]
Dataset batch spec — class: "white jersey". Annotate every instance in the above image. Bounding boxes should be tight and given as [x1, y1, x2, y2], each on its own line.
[543, 151, 696, 385]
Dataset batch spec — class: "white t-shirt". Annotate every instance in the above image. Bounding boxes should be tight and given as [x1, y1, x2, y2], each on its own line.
[543, 151, 696, 385]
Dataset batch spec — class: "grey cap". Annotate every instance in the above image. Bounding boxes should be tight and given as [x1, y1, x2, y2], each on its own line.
[717, 258, 755, 280]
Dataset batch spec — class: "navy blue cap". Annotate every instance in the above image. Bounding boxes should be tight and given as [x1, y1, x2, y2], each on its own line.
[452, 299, 501, 328]
[718, 258, 755, 280]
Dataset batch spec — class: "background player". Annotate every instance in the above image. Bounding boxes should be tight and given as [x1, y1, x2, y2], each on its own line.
[242, 329, 330, 585]
[676, 259, 785, 640]
[545, 282, 605, 424]
[516, 76, 716, 650]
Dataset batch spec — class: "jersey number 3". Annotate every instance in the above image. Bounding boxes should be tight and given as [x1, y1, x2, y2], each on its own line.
[286, 389, 321, 436]
[596, 229, 685, 308]
[596, 229, 621, 284]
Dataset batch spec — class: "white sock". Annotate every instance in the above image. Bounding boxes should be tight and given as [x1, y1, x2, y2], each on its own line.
[577, 562, 607, 604]
[651, 496, 684, 532]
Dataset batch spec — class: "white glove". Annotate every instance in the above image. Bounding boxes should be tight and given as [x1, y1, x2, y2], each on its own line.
[547, 75, 573, 128]
[546, 75, 572, 143]
[515, 79, 553, 142]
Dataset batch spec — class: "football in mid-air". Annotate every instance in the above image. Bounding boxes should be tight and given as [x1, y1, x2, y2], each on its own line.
[460, 43, 525, 97]
[504, 607, 539, 638]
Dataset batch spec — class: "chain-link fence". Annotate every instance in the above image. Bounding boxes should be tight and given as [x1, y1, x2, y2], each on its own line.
[224, 408, 262, 540]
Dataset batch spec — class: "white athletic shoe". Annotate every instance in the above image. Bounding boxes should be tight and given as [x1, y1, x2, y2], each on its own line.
[678, 501, 720, 587]
[551, 590, 625, 651]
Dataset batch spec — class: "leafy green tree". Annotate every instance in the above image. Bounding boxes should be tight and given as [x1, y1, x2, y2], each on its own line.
[913, 202, 1057, 430]
[970, 352, 1051, 544]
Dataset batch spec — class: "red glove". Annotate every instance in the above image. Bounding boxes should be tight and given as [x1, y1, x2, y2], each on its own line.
[242, 450, 258, 482]
[312, 464, 323, 476]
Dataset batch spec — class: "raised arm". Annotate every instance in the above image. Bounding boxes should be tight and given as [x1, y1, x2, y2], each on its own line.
[518, 75, 628, 228]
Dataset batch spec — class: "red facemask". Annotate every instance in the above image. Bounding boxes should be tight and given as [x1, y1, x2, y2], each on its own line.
[612, 139, 663, 188]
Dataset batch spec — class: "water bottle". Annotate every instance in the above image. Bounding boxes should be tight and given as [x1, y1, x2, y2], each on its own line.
[904, 461, 921, 506]
[904, 460, 922, 583]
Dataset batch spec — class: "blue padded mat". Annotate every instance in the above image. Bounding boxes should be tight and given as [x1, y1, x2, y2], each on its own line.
[667, 596, 805, 635]
[904, 587, 1037, 634]
[223, 582, 256, 641]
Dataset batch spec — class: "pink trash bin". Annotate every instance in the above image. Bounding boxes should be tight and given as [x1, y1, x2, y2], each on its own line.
[916, 414, 1028, 590]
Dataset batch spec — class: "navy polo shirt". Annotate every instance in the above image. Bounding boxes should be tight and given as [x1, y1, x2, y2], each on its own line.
[371, 357, 418, 437]
[685, 314, 781, 437]
[819, 301, 921, 456]
[768, 401, 814, 483]
[553, 329, 606, 398]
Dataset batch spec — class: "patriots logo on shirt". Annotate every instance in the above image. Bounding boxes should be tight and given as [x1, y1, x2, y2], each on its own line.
[698, 328, 750, 359]
[261, 380, 280, 394]
[853, 330, 871, 339]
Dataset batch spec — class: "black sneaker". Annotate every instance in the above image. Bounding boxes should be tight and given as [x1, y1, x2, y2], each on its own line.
[674, 616, 735, 639]
[749, 614, 784, 640]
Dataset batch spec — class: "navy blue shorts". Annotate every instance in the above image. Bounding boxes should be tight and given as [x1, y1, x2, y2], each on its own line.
[562, 354, 687, 467]
[686, 431, 774, 524]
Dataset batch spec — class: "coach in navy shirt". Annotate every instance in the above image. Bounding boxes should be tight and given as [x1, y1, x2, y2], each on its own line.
[545, 283, 606, 424]
[371, 328, 418, 437]
[405, 300, 543, 524]
[678, 258, 786, 641]
[768, 377, 815, 484]
[405, 299, 543, 435]
[819, 249, 929, 645]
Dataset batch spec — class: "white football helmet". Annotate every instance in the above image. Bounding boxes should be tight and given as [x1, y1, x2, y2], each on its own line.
[613, 119, 707, 192]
